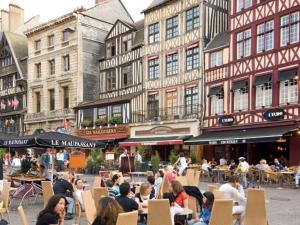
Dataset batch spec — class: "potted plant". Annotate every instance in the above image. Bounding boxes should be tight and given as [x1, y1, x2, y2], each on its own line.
[169, 150, 178, 164]
[95, 118, 108, 127]
[109, 116, 122, 125]
[190, 151, 197, 164]
[151, 151, 161, 173]
[86, 149, 104, 174]
[81, 119, 93, 129]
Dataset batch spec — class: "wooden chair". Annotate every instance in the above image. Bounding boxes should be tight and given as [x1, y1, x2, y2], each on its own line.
[82, 190, 96, 225]
[207, 184, 218, 192]
[245, 189, 268, 225]
[194, 170, 201, 187]
[93, 187, 109, 209]
[186, 169, 195, 185]
[41, 181, 54, 208]
[93, 176, 102, 188]
[17, 206, 28, 225]
[175, 176, 188, 186]
[116, 211, 138, 225]
[212, 190, 224, 199]
[209, 199, 233, 225]
[146, 171, 154, 177]
[158, 175, 170, 198]
[148, 199, 172, 225]
[75, 198, 85, 225]
[0, 181, 11, 224]
[188, 195, 198, 219]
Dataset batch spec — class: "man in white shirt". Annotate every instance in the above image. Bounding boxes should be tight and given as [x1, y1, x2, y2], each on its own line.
[10, 155, 21, 174]
[237, 157, 249, 188]
[119, 149, 128, 164]
[56, 150, 65, 171]
[219, 176, 246, 225]
[135, 152, 143, 163]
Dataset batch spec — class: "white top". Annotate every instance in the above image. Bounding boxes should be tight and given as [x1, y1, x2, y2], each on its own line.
[220, 158, 227, 165]
[56, 152, 64, 161]
[239, 161, 250, 173]
[179, 157, 187, 168]
[219, 183, 246, 206]
[202, 163, 210, 171]
[135, 153, 142, 163]
[170, 203, 184, 225]
[11, 158, 21, 167]
[74, 190, 84, 210]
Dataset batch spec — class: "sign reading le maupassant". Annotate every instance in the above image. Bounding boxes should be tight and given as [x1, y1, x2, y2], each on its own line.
[78, 126, 130, 136]
[218, 116, 235, 126]
[263, 109, 285, 121]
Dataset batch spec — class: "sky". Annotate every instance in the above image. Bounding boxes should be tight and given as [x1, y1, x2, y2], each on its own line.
[0, 0, 153, 22]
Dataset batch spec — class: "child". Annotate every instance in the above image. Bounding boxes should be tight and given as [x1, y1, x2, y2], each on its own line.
[166, 165, 176, 184]
[188, 192, 214, 225]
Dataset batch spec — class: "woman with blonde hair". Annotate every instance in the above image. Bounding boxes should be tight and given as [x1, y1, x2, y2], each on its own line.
[92, 197, 123, 225]
[135, 182, 155, 208]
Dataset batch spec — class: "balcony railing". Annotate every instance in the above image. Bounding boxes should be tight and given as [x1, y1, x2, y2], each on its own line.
[25, 108, 75, 122]
[132, 104, 201, 123]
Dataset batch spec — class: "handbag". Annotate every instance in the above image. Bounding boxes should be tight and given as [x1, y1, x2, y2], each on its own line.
[0, 219, 8, 225]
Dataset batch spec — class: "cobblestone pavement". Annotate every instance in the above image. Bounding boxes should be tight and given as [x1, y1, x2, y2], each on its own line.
[6, 175, 300, 225]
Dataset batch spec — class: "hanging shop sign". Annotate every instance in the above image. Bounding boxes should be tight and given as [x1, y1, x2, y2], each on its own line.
[218, 115, 235, 126]
[263, 109, 285, 121]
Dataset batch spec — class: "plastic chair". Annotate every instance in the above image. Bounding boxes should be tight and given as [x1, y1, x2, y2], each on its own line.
[245, 189, 268, 225]
[207, 184, 218, 192]
[93, 187, 109, 210]
[0, 181, 11, 223]
[81, 190, 96, 225]
[186, 169, 195, 185]
[147, 199, 172, 225]
[209, 199, 233, 225]
[116, 211, 138, 225]
[41, 181, 54, 208]
[17, 206, 29, 225]
[93, 177, 102, 188]
[188, 195, 198, 219]
[212, 190, 224, 199]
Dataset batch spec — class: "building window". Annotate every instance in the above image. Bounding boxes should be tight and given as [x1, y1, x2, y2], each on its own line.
[280, 79, 298, 104]
[106, 70, 116, 91]
[148, 93, 159, 118]
[35, 92, 41, 113]
[106, 41, 116, 57]
[209, 87, 224, 115]
[49, 89, 55, 111]
[35, 40, 41, 51]
[2, 75, 14, 90]
[280, 11, 300, 47]
[122, 65, 132, 88]
[233, 82, 248, 111]
[148, 57, 159, 80]
[35, 63, 41, 78]
[237, 29, 251, 59]
[148, 22, 159, 44]
[63, 55, 70, 72]
[122, 34, 132, 52]
[186, 46, 199, 70]
[210, 51, 223, 67]
[63, 86, 69, 109]
[62, 30, 70, 42]
[257, 20, 274, 53]
[49, 59, 55, 75]
[166, 16, 178, 39]
[186, 6, 200, 32]
[112, 105, 122, 118]
[0, 56, 13, 68]
[185, 86, 198, 114]
[166, 52, 178, 76]
[166, 90, 177, 116]
[256, 81, 272, 109]
[237, 0, 252, 12]
[48, 35, 55, 47]
[98, 107, 107, 119]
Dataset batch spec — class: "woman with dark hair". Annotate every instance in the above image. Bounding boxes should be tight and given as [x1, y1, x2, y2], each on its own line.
[36, 194, 67, 225]
[188, 191, 215, 225]
[92, 197, 123, 225]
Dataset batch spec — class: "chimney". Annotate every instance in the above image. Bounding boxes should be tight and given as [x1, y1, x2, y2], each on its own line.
[9, 4, 24, 32]
[95, 0, 108, 5]
[0, 10, 9, 32]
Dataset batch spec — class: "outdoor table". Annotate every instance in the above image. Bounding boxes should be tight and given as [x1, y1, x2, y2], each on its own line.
[129, 172, 147, 182]
[212, 168, 228, 183]
[280, 171, 296, 186]
[10, 176, 45, 206]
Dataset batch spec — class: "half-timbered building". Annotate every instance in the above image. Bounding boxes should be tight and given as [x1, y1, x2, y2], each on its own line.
[119, 0, 228, 160]
[187, 0, 300, 166]
[75, 19, 144, 143]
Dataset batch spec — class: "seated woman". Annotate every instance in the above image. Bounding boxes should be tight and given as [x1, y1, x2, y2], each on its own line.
[135, 182, 155, 208]
[92, 197, 123, 225]
[36, 194, 67, 225]
[27, 161, 39, 176]
[188, 192, 214, 225]
[170, 180, 188, 209]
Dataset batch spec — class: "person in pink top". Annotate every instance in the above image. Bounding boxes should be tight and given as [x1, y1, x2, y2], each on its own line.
[166, 165, 176, 183]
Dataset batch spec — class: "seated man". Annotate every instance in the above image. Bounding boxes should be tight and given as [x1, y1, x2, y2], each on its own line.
[106, 179, 119, 198]
[219, 176, 246, 225]
[115, 182, 139, 212]
[26, 161, 39, 176]
[53, 173, 74, 220]
[295, 165, 300, 189]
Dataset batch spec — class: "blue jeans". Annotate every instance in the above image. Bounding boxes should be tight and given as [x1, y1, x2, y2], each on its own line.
[188, 220, 207, 225]
[295, 172, 300, 186]
[66, 197, 74, 214]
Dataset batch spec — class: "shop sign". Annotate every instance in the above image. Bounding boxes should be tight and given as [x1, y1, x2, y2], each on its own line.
[218, 116, 235, 126]
[263, 109, 285, 121]
[78, 125, 130, 137]
[209, 139, 246, 145]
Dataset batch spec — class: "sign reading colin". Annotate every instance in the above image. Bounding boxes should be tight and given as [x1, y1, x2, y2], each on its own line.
[218, 116, 235, 126]
[264, 109, 285, 121]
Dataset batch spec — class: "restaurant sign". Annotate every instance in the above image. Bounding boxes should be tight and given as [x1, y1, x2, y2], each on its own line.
[263, 109, 285, 121]
[209, 139, 246, 145]
[78, 125, 130, 137]
[218, 116, 235, 126]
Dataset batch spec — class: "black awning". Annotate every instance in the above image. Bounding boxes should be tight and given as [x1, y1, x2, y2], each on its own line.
[254, 75, 272, 86]
[185, 125, 296, 145]
[232, 80, 248, 90]
[279, 68, 298, 81]
[208, 86, 223, 97]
